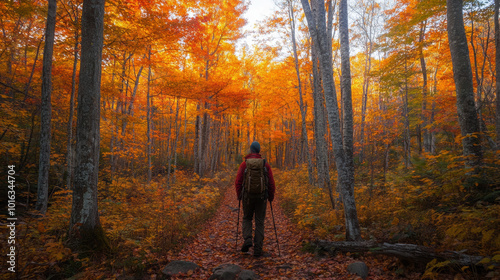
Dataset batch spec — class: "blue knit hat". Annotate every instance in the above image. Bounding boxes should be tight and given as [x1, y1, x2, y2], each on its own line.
[250, 141, 260, 153]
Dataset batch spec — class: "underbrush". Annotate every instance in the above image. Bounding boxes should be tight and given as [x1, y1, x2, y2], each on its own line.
[278, 151, 500, 278]
[0, 169, 231, 279]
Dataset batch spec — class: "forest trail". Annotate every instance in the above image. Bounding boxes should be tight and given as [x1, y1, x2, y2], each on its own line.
[169, 185, 408, 279]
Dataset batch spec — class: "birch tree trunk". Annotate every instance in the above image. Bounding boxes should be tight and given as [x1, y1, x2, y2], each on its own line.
[69, 0, 108, 250]
[446, 0, 482, 172]
[339, 0, 361, 241]
[311, 39, 333, 208]
[301, 0, 361, 241]
[36, 0, 57, 214]
[289, 0, 313, 185]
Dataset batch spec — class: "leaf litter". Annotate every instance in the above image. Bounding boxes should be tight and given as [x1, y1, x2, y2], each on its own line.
[165, 186, 421, 279]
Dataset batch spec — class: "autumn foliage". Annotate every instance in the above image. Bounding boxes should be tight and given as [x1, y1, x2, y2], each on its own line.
[1, 0, 500, 279]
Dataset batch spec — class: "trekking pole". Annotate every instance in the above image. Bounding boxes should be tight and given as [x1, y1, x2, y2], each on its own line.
[235, 199, 241, 251]
[269, 201, 281, 257]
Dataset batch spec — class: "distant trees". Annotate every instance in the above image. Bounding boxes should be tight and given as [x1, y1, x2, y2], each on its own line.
[1, 0, 499, 241]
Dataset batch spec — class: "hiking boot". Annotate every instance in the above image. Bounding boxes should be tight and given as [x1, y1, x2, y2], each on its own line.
[253, 251, 265, 257]
[241, 243, 252, 253]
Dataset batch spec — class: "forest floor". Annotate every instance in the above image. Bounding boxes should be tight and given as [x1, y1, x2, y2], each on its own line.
[164, 186, 424, 279]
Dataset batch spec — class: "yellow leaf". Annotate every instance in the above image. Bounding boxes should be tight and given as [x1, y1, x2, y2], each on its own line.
[478, 258, 491, 264]
[482, 229, 495, 244]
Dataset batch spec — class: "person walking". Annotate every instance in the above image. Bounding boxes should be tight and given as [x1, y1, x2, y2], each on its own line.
[235, 141, 276, 257]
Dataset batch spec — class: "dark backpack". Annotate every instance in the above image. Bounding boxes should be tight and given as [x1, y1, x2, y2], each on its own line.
[243, 158, 268, 197]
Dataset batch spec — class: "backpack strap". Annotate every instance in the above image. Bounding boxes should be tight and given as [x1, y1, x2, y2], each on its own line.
[262, 158, 269, 200]
[242, 159, 248, 200]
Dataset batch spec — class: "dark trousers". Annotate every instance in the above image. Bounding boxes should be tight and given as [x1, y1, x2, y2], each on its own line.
[242, 194, 267, 254]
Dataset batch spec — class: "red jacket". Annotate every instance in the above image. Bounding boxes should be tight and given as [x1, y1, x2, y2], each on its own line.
[235, 153, 276, 201]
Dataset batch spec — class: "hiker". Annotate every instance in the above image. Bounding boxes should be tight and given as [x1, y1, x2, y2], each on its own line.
[235, 141, 276, 257]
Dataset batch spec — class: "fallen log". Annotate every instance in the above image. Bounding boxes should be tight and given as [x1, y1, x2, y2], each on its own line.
[310, 240, 484, 267]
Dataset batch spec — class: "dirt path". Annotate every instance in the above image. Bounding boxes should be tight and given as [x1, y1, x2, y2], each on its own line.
[171, 186, 409, 279]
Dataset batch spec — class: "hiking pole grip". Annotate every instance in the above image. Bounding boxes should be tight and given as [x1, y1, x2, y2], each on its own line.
[270, 201, 281, 257]
[235, 199, 241, 251]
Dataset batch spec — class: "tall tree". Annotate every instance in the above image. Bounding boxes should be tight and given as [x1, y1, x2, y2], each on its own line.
[495, 0, 500, 147]
[300, 0, 361, 241]
[419, 21, 433, 154]
[36, 0, 57, 214]
[339, 0, 361, 240]
[69, 0, 108, 250]
[311, 38, 334, 207]
[287, 0, 313, 185]
[446, 0, 482, 173]
[62, 0, 81, 190]
[146, 47, 152, 185]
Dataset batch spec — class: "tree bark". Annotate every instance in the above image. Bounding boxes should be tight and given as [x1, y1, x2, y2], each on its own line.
[66, 19, 79, 191]
[147, 47, 152, 184]
[36, 0, 57, 214]
[339, 0, 361, 241]
[311, 39, 333, 208]
[403, 53, 411, 168]
[419, 22, 431, 154]
[301, 0, 361, 241]
[310, 240, 483, 267]
[289, 0, 313, 185]
[446, 0, 482, 172]
[69, 0, 108, 251]
[496, 0, 500, 147]
[24, 37, 43, 102]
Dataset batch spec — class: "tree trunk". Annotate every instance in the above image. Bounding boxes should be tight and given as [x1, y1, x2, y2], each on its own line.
[122, 63, 143, 134]
[201, 105, 210, 176]
[69, 0, 108, 251]
[403, 54, 411, 168]
[194, 104, 200, 174]
[339, 0, 361, 241]
[301, 0, 361, 241]
[496, 0, 500, 147]
[311, 39, 333, 208]
[36, 0, 57, 214]
[446, 0, 482, 172]
[419, 21, 431, 154]
[66, 23, 79, 191]
[310, 240, 483, 267]
[147, 47, 152, 184]
[289, 0, 313, 185]
[182, 98, 188, 158]
[168, 98, 180, 184]
[24, 37, 43, 102]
